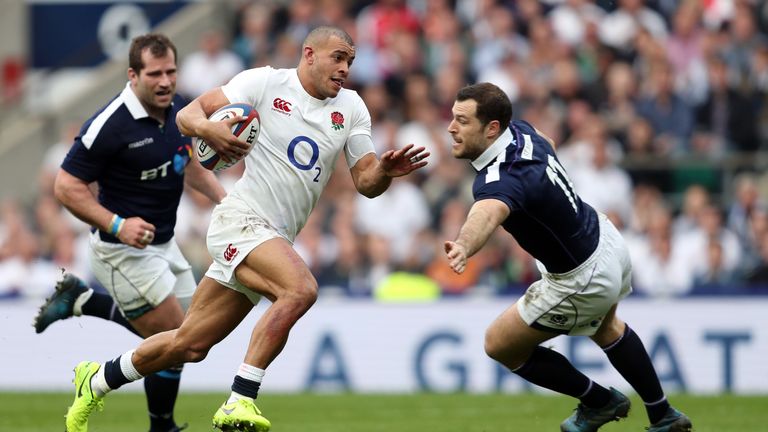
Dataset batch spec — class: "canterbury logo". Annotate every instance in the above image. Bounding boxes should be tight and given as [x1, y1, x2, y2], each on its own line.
[223, 243, 239, 262]
[272, 98, 292, 113]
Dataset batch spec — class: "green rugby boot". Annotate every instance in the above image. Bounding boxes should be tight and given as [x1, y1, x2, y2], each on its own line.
[647, 407, 693, 432]
[212, 399, 271, 432]
[65, 361, 104, 432]
[34, 273, 90, 333]
[560, 387, 630, 432]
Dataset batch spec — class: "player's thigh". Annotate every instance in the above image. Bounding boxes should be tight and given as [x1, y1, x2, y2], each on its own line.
[486, 301, 557, 359]
[128, 295, 185, 338]
[205, 201, 315, 302]
[174, 276, 254, 352]
[235, 237, 317, 301]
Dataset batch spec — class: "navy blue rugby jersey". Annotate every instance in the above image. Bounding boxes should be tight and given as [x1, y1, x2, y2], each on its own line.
[61, 83, 192, 244]
[471, 120, 600, 273]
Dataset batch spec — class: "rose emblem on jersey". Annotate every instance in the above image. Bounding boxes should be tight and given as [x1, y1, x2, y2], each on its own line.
[331, 111, 344, 130]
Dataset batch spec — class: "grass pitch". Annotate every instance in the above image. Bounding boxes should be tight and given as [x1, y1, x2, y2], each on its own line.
[0, 392, 764, 431]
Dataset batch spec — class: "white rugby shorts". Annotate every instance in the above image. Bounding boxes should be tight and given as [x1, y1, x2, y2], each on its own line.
[205, 197, 285, 304]
[517, 213, 633, 336]
[89, 232, 196, 319]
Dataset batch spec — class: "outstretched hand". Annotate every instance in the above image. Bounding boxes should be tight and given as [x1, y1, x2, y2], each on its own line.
[444, 240, 468, 274]
[380, 144, 430, 177]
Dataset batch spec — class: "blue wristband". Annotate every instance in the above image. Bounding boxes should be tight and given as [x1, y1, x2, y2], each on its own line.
[109, 215, 124, 236]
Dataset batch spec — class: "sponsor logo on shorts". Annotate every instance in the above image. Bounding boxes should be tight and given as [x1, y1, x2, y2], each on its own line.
[223, 243, 239, 262]
[548, 314, 568, 326]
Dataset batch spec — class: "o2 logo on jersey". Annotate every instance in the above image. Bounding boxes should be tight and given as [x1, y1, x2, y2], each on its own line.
[287, 135, 322, 182]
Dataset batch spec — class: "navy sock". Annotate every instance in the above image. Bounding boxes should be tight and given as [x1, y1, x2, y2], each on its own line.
[81, 292, 140, 337]
[145, 366, 182, 432]
[232, 375, 261, 399]
[103, 356, 132, 390]
[514, 346, 611, 408]
[603, 325, 669, 424]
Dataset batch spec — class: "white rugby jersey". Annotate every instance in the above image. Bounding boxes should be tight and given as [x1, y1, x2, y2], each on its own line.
[221, 66, 372, 240]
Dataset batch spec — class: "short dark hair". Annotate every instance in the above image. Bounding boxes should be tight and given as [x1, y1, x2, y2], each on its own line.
[304, 26, 354, 47]
[128, 33, 177, 72]
[456, 83, 512, 128]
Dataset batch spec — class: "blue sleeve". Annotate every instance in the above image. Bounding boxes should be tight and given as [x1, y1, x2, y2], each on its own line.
[60, 124, 120, 183]
[473, 163, 523, 212]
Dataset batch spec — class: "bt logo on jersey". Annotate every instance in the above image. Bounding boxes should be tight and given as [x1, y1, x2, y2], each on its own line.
[272, 98, 292, 115]
[140, 160, 173, 180]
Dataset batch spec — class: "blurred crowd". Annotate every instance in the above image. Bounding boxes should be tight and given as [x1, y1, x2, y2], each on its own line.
[4, 0, 768, 301]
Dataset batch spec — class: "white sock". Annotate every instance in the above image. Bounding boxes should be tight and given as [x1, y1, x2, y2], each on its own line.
[120, 350, 144, 381]
[225, 363, 265, 404]
[91, 366, 111, 397]
[237, 363, 266, 382]
[72, 289, 94, 316]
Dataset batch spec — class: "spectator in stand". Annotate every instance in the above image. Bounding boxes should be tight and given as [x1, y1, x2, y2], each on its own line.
[470, 4, 528, 78]
[177, 30, 244, 100]
[597, 62, 638, 141]
[624, 116, 655, 158]
[282, 0, 319, 46]
[635, 60, 695, 157]
[678, 204, 742, 282]
[231, 3, 275, 68]
[695, 55, 761, 152]
[548, 0, 605, 48]
[355, 0, 421, 81]
[598, 0, 668, 56]
[568, 117, 634, 227]
[692, 236, 739, 288]
[672, 184, 711, 235]
[727, 173, 765, 246]
[629, 205, 694, 297]
[0, 199, 46, 298]
[354, 175, 431, 268]
[666, 2, 708, 105]
[721, 3, 767, 85]
[746, 224, 768, 284]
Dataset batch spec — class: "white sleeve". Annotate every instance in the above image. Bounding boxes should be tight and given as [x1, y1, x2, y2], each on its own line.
[347, 93, 372, 138]
[220, 66, 272, 107]
[344, 134, 375, 168]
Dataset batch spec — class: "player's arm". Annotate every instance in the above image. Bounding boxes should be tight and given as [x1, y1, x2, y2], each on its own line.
[444, 199, 510, 274]
[54, 169, 155, 248]
[176, 87, 250, 162]
[184, 157, 227, 204]
[349, 139, 430, 198]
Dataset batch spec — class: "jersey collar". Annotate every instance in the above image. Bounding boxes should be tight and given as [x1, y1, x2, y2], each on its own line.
[121, 82, 149, 120]
[471, 127, 514, 171]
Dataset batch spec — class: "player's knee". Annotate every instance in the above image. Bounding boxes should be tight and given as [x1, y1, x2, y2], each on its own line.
[287, 279, 318, 313]
[483, 327, 505, 361]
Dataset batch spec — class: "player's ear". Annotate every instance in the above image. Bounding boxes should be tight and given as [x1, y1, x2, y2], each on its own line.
[127, 67, 138, 83]
[304, 46, 315, 65]
[486, 120, 501, 140]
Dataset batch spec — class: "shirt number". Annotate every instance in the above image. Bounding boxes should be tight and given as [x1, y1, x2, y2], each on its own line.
[545, 153, 578, 213]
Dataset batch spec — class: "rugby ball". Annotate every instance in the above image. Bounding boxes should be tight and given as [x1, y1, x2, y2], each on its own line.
[195, 103, 260, 171]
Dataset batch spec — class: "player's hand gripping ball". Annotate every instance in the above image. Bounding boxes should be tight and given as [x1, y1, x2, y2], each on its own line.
[195, 103, 260, 171]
